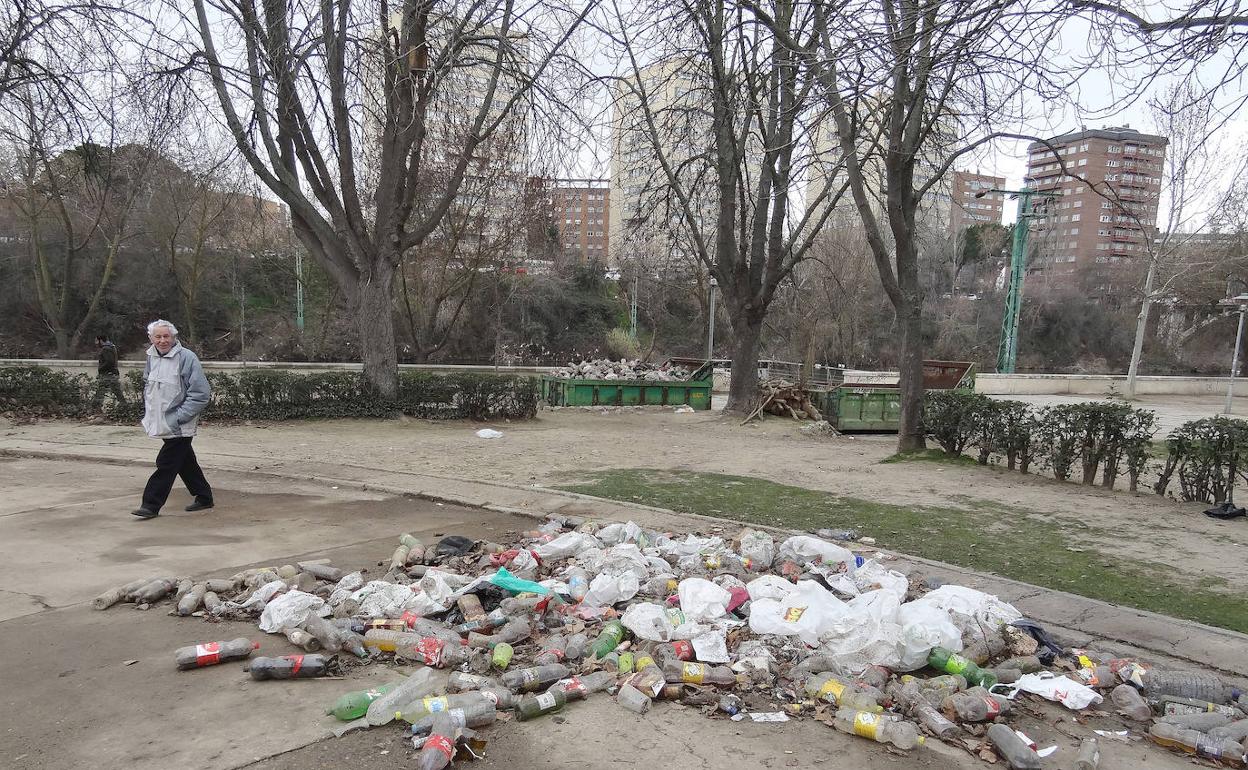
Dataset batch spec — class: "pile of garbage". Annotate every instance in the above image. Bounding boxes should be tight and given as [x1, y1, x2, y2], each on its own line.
[550, 359, 692, 382]
[96, 519, 1248, 768]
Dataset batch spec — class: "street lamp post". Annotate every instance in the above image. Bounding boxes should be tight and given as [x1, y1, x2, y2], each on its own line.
[1224, 293, 1248, 414]
[706, 277, 718, 361]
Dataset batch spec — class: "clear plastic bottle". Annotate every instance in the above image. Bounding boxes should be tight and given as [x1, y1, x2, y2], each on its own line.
[986, 723, 1041, 769]
[304, 615, 345, 653]
[202, 591, 222, 614]
[1111, 684, 1152, 721]
[1156, 695, 1243, 717]
[174, 638, 258, 670]
[1159, 711, 1234, 732]
[477, 687, 521, 709]
[407, 701, 497, 738]
[134, 577, 177, 603]
[928, 647, 997, 689]
[248, 654, 338, 680]
[516, 686, 567, 720]
[448, 672, 498, 692]
[534, 635, 567, 666]
[284, 628, 322, 652]
[806, 673, 885, 713]
[566, 568, 590, 603]
[943, 689, 1012, 722]
[410, 619, 465, 644]
[564, 632, 589, 661]
[395, 693, 495, 723]
[416, 713, 458, 770]
[617, 683, 651, 714]
[889, 678, 958, 738]
[552, 671, 615, 701]
[1209, 718, 1248, 743]
[501, 664, 572, 693]
[468, 619, 532, 650]
[661, 659, 737, 687]
[1073, 738, 1100, 769]
[366, 668, 440, 726]
[857, 665, 892, 691]
[339, 632, 368, 658]
[500, 596, 544, 615]
[1150, 723, 1248, 766]
[177, 583, 206, 615]
[326, 683, 396, 720]
[1145, 670, 1241, 705]
[833, 708, 924, 750]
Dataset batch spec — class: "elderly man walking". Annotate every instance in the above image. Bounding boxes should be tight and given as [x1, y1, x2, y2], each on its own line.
[132, 320, 214, 519]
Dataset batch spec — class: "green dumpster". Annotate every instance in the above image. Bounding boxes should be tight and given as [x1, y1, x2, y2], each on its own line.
[817, 360, 975, 432]
[541, 361, 714, 410]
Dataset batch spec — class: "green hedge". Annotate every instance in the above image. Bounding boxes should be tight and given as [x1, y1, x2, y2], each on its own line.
[0, 366, 538, 421]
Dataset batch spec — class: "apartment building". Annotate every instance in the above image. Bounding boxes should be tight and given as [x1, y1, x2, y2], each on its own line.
[1023, 126, 1168, 295]
[551, 178, 610, 265]
[949, 170, 1006, 235]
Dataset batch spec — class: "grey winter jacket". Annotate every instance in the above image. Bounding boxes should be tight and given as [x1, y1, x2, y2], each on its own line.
[142, 342, 211, 438]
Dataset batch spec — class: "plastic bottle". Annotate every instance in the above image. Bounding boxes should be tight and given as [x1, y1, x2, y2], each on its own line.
[943, 689, 1012, 722]
[1156, 695, 1243, 717]
[411, 619, 465, 644]
[469, 619, 533, 649]
[457, 593, 486, 622]
[833, 708, 924, 750]
[655, 640, 695, 662]
[248, 654, 337, 679]
[1159, 711, 1234, 732]
[641, 575, 679, 598]
[285, 628, 322, 652]
[986, 723, 1042, 769]
[806, 673, 885, 713]
[396, 692, 496, 723]
[626, 654, 666, 697]
[501, 664, 572, 693]
[618, 652, 636, 675]
[590, 621, 627, 660]
[962, 631, 1008, 665]
[174, 638, 259, 670]
[1073, 738, 1100, 769]
[928, 647, 997, 689]
[1209, 718, 1248, 743]
[326, 683, 396, 720]
[477, 687, 521, 709]
[448, 672, 498, 693]
[1111, 684, 1152, 721]
[534, 635, 567, 666]
[564, 633, 589, 661]
[617, 683, 651, 714]
[299, 562, 343, 582]
[304, 615, 345, 653]
[400, 534, 426, 565]
[134, 577, 177, 603]
[1076, 665, 1117, 689]
[407, 701, 497, 738]
[857, 665, 892, 691]
[517, 686, 567, 720]
[500, 596, 545, 616]
[889, 678, 958, 738]
[416, 713, 458, 770]
[366, 668, 440, 726]
[1150, 723, 1248, 766]
[177, 583, 207, 615]
[566, 568, 590, 603]
[661, 659, 737, 687]
[1145, 670, 1241, 705]
[553, 671, 616, 701]
[998, 656, 1044, 674]
[492, 642, 514, 670]
[339, 632, 368, 658]
[202, 592, 222, 614]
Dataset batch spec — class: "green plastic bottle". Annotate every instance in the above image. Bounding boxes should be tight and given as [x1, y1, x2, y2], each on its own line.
[492, 643, 514, 670]
[326, 683, 397, 721]
[590, 621, 627, 660]
[928, 647, 997, 689]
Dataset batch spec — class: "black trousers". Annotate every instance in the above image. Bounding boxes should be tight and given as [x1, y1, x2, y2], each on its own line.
[142, 437, 213, 512]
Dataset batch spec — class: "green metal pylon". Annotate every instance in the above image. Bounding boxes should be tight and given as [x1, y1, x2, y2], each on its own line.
[996, 188, 1038, 374]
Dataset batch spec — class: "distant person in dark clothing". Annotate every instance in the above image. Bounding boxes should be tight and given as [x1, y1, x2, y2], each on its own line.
[92, 335, 127, 409]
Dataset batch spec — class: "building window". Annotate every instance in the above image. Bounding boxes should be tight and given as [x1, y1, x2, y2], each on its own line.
[1071, 214, 1080, 221]
[1108, 145, 1122, 153]
[1073, 200, 1082, 207]
[1079, 143, 1089, 152]
[1100, 214, 1112, 222]
[1078, 158, 1088, 167]
[1070, 228, 1079, 235]
[1106, 160, 1120, 167]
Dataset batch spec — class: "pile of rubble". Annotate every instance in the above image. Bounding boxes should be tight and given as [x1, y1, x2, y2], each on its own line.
[550, 359, 692, 382]
[96, 518, 1248, 768]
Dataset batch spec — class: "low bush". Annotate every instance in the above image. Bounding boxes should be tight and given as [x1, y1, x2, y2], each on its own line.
[1, 365, 538, 422]
[1155, 417, 1248, 503]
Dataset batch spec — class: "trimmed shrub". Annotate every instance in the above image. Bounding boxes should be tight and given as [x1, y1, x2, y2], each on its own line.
[0, 365, 538, 422]
[1155, 417, 1248, 503]
[923, 391, 988, 456]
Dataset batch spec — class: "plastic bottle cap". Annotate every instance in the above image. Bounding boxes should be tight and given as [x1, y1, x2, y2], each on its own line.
[917, 736, 926, 745]
[251, 642, 260, 650]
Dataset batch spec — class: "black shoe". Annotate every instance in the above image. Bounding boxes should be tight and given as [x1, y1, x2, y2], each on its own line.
[185, 500, 214, 512]
[131, 508, 159, 519]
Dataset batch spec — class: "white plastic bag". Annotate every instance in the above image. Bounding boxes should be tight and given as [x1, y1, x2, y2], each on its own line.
[597, 521, 644, 546]
[894, 601, 963, 671]
[852, 560, 909, 603]
[259, 590, 325, 633]
[691, 629, 730, 663]
[660, 534, 727, 559]
[351, 581, 420, 618]
[746, 574, 797, 602]
[236, 579, 287, 610]
[748, 580, 845, 645]
[777, 536, 856, 572]
[621, 602, 700, 641]
[327, 571, 365, 607]
[534, 532, 601, 561]
[1006, 672, 1103, 710]
[738, 530, 776, 569]
[815, 589, 903, 674]
[678, 578, 731, 622]
[910, 585, 1022, 633]
[475, 428, 504, 439]
[583, 571, 640, 607]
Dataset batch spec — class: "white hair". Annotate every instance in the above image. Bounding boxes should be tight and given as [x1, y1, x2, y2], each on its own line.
[147, 319, 179, 337]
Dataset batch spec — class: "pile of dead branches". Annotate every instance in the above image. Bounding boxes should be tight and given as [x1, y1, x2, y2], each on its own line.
[743, 379, 823, 423]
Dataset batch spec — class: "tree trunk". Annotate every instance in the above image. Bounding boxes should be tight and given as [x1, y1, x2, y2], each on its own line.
[54, 328, 70, 359]
[896, 301, 926, 452]
[1124, 256, 1157, 398]
[725, 312, 763, 414]
[352, 264, 399, 398]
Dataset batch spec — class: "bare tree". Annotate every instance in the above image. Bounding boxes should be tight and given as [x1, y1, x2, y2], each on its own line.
[165, 0, 593, 395]
[605, 0, 846, 412]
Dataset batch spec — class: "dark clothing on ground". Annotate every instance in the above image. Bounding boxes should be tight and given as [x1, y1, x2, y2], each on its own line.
[141, 437, 213, 513]
[97, 341, 119, 376]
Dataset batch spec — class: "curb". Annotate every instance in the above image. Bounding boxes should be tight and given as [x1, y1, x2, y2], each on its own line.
[5, 444, 1246, 681]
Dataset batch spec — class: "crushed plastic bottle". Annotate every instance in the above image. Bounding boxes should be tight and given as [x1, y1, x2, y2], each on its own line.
[366, 668, 440, 726]
[174, 638, 258, 670]
[1149, 722, 1248, 766]
[248, 654, 338, 680]
[806, 673, 884, 713]
[566, 567, 590, 603]
[928, 647, 997, 689]
[448, 672, 498, 693]
[327, 683, 396, 720]
[1111, 684, 1152, 721]
[986, 722, 1042, 769]
[1073, 738, 1100, 769]
[833, 708, 923, 750]
[501, 664, 571, 693]
[396, 693, 496, 723]
[563, 633, 589, 661]
[943, 688, 1011, 722]
[617, 683, 652, 714]
[551, 672, 615, 702]
[1145, 670, 1241, 705]
[1156, 695, 1243, 718]
[416, 713, 458, 770]
[177, 583, 206, 616]
[661, 659, 736, 687]
[408, 701, 497, 738]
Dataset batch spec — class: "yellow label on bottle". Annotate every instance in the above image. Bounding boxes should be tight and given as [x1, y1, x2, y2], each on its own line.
[636, 656, 655, 671]
[682, 663, 705, 684]
[853, 711, 881, 740]
[705, 555, 721, 569]
[666, 579, 678, 592]
[1077, 655, 1095, 670]
[423, 696, 449, 713]
[817, 678, 846, 702]
[782, 606, 807, 623]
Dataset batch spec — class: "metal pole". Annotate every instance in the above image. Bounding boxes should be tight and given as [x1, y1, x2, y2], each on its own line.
[996, 189, 1035, 374]
[1226, 305, 1246, 415]
[706, 279, 717, 361]
[630, 275, 638, 339]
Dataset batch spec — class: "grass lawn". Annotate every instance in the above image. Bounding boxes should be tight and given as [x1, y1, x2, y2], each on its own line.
[554, 468, 1248, 634]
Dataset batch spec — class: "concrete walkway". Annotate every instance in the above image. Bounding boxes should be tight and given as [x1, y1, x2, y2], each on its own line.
[3, 435, 1245, 686]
